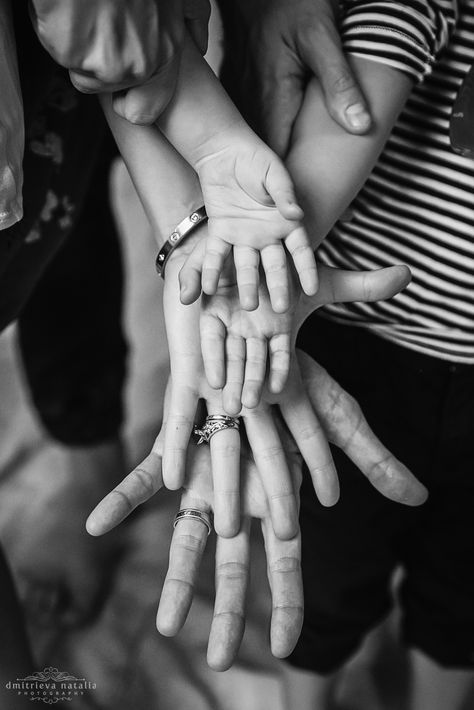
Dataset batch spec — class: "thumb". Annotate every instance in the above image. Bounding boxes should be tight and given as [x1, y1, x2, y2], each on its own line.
[317, 264, 411, 307]
[300, 18, 371, 134]
[112, 56, 180, 124]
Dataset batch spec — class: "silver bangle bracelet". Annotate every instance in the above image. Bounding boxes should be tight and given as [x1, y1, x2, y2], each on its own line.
[155, 206, 207, 278]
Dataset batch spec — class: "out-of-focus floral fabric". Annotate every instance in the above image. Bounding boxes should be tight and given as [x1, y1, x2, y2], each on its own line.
[0, 0, 23, 230]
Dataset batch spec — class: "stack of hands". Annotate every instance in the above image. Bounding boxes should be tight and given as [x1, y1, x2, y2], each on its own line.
[33, 0, 427, 672]
[87, 234, 427, 670]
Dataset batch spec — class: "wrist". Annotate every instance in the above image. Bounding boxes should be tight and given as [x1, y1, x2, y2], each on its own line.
[191, 121, 256, 172]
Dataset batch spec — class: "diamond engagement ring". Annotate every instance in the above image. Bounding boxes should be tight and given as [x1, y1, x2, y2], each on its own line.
[194, 414, 240, 445]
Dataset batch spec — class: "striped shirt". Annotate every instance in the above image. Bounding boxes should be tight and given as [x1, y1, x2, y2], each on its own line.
[318, 0, 474, 362]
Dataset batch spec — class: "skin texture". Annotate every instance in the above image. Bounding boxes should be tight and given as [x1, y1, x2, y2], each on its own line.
[87, 348, 428, 669]
[243, 0, 373, 156]
[30, 0, 211, 123]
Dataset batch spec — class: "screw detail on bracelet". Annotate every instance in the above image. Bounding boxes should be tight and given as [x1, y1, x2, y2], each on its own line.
[155, 206, 208, 278]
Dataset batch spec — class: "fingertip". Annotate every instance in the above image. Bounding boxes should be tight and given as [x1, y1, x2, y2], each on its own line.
[318, 486, 340, 508]
[300, 269, 319, 297]
[207, 619, 244, 671]
[283, 202, 304, 221]
[270, 497, 299, 540]
[202, 278, 217, 296]
[403, 480, 429, 507]
[156, 608, 179, 637]
[223, 392, 243, 418]
[162, 460, 184, 491]
[271, 609, 303, 658]
[214, 518, 240, 539]
[85, 514, 103, 537]
[241, 294, 259, 312]
[241, 389, 261, 410]
[344, 103, 372, 133]
[395, 264, 412, 287]
[269, 291, 289, 314]
[179, 284, 198, 305]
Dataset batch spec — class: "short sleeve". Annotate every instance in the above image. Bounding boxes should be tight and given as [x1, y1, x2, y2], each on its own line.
[340, 1, 458, 83]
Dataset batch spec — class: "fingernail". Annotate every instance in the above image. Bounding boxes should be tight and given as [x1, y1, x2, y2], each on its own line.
[345, 104, 371, 130]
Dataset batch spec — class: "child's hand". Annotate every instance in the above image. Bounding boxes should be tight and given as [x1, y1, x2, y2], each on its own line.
[179, 137, 318, 312]
[201, 262, 412, 416]
[200, 262, 299, 416]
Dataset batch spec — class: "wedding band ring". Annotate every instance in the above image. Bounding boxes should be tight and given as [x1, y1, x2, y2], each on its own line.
[173, 508, 213, 536]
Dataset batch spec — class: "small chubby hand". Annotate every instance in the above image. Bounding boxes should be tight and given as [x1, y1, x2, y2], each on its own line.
[178, 139, 318, 311]
[201, 260, 412, 416]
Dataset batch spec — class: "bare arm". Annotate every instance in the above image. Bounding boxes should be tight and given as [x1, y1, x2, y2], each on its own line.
[287, 57, 414, 248]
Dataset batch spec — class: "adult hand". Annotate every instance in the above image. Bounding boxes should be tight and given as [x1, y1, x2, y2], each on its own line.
[87, 430, 304, 670]
[247, 0, 372, 156]
[295, 349, 429, 506]
[29, 0, 211, 123]
[162, 247, 300, 540]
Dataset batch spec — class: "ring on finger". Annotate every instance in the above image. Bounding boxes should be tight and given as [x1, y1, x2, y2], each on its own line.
[194, 414, 240, 445]
[173, 508, 213, 536]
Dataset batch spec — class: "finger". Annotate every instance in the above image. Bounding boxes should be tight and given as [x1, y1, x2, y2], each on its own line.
[317, 264, 412, 306]
[157, 490, 211, 636]
[244, 407, 298, 540]
[279, 375, 339, 507]
[265, 158, 304, 221]
[86, 449, 163, 536]
[249, 41, 303, 157]
[207, 518, 250, 671]
[200, 311, 226, 389]
[268, 333, 291, 394]
[223, 335, 245, 416]
[163, 382, 198, 490]
[284, 226, 318, 296]
[296, 350, 428, 506]
[202, 237, 232, 295]
[303, 25, 371, 134]
[179, 239, 207, 304]
[241, 337, 267, 409]
[70, 71, 127, 95]
[184, 0, 211, 55]
[261, 516, 303, 658]
[234, 245, 260, 311]
[261, 244, 289, 313]
[112, 57, 180, 124]
[209, 421, 241, 538]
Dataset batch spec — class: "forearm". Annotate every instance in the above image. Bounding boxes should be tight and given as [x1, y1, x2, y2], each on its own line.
[287, 56, 413, 249]
[156, 33, 254, 169]
[101, 94, 203, 244]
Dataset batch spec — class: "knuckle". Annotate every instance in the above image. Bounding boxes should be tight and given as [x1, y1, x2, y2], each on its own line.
[270, 556, 301, 574]
[173, 533, 206, 553]
[255, 445, 284, 464]
[213, 442, 240, 458]
[215, 561, 248, 579]
[133, 465, 159, 497]
[110, 488, 134, 515]
[330, 69, 357, 96]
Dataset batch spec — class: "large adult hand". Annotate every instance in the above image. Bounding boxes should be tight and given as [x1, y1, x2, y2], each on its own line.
[295, 349, 428, 506]
[247, 0, 372, 156]
[29, 0, 211, 123]
[87, 431, 304, 670]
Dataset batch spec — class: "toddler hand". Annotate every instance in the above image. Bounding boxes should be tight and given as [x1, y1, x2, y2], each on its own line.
[179, 138, 318, 312]
[201, 261, 412, 415]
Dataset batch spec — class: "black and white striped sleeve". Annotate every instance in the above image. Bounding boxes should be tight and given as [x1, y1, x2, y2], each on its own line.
[340, 1, 458, 83]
